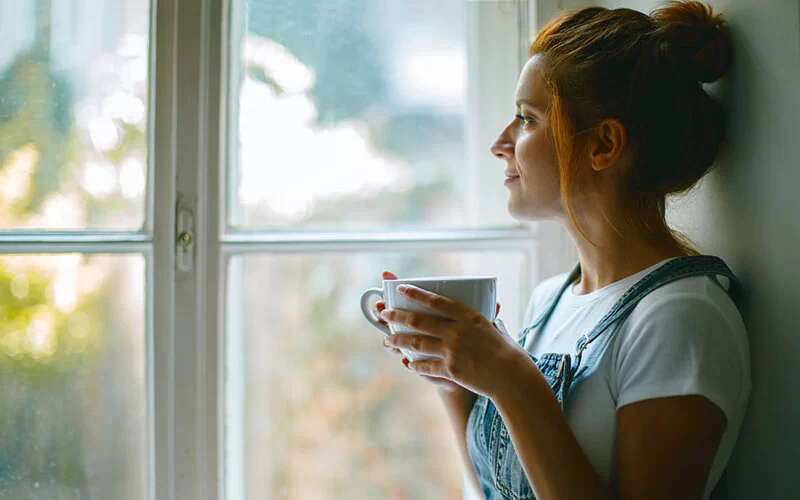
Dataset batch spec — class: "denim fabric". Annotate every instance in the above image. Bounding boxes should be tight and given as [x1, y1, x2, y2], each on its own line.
[465, 255, 743, 500]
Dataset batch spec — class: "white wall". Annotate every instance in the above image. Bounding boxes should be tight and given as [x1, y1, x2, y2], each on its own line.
[582, 0, 800, 497]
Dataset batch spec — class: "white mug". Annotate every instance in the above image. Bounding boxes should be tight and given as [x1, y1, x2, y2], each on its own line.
[360, 276, 497, 362]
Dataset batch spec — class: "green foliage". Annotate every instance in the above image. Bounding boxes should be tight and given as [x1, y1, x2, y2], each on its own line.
[0, 49, 109, 376]
[0, 261, 106, 381]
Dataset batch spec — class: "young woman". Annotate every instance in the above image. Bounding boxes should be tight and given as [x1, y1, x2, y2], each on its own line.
[375, 1, 751, 499]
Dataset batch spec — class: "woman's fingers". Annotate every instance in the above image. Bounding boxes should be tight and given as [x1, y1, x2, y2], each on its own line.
[493, 317, 509, 337]
[387, 333, 443, 356]
[402, 358, 461, 391]
[380, 308, 449, 338]
[376, 271, 397, 325]
[375, 301, 388, 325]
[379, 271, 399, 348]
[382, 335, 401, 355]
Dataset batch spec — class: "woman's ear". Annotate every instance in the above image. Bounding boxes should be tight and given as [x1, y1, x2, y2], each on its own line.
[588, 118, 627, 172]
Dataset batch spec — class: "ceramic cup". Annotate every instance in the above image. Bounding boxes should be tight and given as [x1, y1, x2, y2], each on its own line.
[360, 276, 497, 361]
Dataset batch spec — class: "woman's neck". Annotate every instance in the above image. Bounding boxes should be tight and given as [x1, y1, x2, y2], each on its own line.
[569, 235, 688, 296]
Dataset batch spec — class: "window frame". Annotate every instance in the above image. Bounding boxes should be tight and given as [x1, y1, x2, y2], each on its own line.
[0, 0, 578, 498]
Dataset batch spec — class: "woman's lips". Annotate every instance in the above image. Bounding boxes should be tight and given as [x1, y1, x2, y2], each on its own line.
[504, 174, 520, 185]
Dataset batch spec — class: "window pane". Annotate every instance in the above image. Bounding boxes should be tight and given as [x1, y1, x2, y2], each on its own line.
[229, 0, 520, 230]
[226, 251, 528, 499]
[0, 254, 146, 499]
[0, 0, 150, 231]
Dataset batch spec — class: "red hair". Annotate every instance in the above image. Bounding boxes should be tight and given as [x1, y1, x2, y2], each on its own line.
[530, 1, 731, 253]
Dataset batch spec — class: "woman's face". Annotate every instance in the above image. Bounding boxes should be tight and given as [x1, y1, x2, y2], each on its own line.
[491, 55, 562, 221]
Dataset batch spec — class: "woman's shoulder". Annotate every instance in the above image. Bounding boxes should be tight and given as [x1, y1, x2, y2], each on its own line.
[632, 274, 742, 324]
[618, 274, 748, 354]
[610, 274, 752, 414]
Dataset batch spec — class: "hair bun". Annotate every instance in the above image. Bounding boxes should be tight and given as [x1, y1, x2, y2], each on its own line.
[651, 1, 731, 83]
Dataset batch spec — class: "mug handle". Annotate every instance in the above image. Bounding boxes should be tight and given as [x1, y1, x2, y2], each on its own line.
[360, 287, 391, 335]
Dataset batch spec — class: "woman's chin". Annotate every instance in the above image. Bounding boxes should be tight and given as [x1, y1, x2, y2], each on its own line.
[507, 201, 552, 222]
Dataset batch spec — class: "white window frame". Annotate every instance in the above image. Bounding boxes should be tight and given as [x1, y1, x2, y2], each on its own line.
[0, 1, 577, 499]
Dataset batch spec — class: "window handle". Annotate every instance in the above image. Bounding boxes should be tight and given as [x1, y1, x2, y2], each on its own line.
[176, 205, 195, 272]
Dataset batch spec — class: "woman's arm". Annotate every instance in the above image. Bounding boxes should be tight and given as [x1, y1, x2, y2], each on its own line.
[493, 351, 726, 500]
[492, 352, 614, 500]
[437, 386, 482, 498]
[613, 394, 726, 499]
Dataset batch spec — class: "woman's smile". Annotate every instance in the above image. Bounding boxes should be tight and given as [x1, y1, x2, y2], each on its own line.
[504, 171, 521, 185]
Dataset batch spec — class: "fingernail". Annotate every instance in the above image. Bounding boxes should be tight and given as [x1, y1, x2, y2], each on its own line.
[397, 285, 408, 294]
[379, 310, 389, 320]
[383, 336, 392, 347]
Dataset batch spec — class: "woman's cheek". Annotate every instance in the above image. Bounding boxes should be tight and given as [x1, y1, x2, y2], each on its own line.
[515, 135, 538, 170]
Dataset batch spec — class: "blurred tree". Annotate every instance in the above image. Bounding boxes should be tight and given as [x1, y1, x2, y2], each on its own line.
[0, 50, 74, 212]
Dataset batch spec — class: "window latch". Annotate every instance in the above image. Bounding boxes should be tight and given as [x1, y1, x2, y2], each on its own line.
[176, 203, 195, 272]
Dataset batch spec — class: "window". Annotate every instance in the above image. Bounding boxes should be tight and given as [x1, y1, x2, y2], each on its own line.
[0, 0, 150, 498]
[0, 0, 576, 498]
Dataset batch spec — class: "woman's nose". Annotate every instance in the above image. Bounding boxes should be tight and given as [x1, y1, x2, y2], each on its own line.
[490, 126, 514, 160]
[490, 135, 514, 160]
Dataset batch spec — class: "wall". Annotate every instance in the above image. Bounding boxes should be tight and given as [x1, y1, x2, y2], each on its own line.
[588, 0, 800, 497]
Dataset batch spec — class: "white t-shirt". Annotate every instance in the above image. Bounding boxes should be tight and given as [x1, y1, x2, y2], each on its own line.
[521, 257, 752, 499]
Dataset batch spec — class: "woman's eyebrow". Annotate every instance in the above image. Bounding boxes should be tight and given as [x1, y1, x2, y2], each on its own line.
[516, 98, 545, 117]
[515, 98, 535, 108]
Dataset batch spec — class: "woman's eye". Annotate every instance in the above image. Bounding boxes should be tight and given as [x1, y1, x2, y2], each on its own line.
[515, 114, 535, 126]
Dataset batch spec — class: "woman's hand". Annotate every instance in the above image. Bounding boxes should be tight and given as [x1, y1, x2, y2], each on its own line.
[379, 282, 527, 398]
[376, 271, 470, 393]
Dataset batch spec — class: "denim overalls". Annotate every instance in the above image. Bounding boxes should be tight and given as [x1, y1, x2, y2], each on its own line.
[466, 255, 744, 500]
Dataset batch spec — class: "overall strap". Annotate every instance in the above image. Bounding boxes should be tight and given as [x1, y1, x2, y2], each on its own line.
[572, 255, 744, 355]
[516, 262, 581, 343]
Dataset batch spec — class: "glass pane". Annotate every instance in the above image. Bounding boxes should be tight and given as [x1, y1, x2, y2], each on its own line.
[226, 251, 528, 499]
[0, 0, 150, 231]
[0, 254, 146, 499]
[229, 0, 520, 230]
